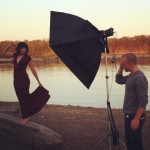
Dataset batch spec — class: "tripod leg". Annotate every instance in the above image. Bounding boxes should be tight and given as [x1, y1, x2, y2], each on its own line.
[108, 134, 112, 150]
[119, 140, 127, 150]
[91, 134, 109, 150]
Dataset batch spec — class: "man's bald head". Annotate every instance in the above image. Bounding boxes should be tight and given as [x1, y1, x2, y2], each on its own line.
[122, 53, 137, 65]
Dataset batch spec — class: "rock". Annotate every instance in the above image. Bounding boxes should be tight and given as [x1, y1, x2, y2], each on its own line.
[0, 113, 64, 150]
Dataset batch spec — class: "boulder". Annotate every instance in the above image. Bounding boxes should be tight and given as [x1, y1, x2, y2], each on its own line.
[0, 113, 64, 150]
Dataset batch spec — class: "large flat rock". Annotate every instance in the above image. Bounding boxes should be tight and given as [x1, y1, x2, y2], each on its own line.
[0, 113, 64, 150]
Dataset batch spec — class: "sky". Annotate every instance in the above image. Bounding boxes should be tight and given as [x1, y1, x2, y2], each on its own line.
[0, 0, 150, 41]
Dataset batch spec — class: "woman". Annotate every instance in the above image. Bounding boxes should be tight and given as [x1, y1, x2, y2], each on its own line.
[2, 42, 50, 125]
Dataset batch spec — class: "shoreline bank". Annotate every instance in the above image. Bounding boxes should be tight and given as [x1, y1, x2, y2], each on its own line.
[0, 101, 150, 150]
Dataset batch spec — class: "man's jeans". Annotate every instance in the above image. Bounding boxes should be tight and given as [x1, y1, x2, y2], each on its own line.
[125, 113, 145, 150]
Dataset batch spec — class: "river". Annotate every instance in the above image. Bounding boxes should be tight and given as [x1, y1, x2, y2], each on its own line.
[0, 56, 150, 110]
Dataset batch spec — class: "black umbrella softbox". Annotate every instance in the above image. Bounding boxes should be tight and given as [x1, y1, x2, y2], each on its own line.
[50, 11, 105, 89]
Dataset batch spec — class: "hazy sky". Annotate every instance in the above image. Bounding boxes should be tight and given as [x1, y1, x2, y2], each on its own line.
[0, 0, 150, 41]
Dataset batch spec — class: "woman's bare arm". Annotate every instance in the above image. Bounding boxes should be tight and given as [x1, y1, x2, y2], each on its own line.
[2, 42, 14, 57]
[28, 60, 42, 86]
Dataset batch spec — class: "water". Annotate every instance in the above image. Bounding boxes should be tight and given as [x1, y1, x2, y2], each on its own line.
[0, 58, 150, 110]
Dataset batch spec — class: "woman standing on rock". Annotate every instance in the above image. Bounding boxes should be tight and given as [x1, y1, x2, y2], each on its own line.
[2, 42, 50, 125]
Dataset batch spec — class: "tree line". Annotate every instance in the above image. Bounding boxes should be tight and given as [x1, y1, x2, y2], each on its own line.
[0, 40, 55, 58]
[108, 35, 150, 54]
[0, 35, 150, 58]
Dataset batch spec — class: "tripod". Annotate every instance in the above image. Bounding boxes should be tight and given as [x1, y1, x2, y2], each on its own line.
[91, 37, 127, 150]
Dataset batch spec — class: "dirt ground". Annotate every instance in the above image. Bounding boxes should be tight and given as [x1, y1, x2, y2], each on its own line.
[0, 101, 150, 150]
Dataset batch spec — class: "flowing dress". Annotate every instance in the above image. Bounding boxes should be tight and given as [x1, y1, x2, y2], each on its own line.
[13, 53, 50, 119]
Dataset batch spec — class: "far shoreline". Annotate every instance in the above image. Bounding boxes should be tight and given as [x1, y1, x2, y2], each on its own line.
[0, 53, 150, 63]
[0, 57, 60, 63]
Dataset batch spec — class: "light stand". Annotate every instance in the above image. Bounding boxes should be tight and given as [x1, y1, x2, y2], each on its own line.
[91, 37, 127, 150]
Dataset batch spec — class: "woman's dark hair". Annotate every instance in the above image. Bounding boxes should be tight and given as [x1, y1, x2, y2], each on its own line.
[16, 42, 29, 55]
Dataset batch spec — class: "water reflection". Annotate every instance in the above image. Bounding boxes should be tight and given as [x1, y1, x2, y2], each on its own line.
[0, 56, 150, 110]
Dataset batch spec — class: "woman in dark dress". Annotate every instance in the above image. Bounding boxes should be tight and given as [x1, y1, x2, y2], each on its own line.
[2, 42, 50, 124]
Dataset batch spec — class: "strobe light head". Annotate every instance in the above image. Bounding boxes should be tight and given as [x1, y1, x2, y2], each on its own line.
[100, 28, 114, 38]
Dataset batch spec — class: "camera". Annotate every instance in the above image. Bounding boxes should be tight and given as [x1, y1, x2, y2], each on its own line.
[100, 28, 114, 38]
